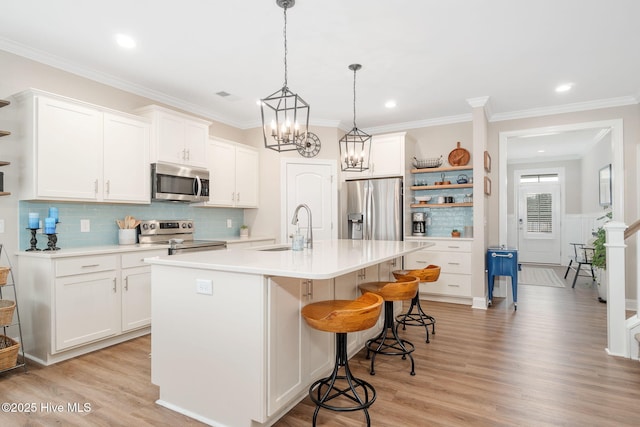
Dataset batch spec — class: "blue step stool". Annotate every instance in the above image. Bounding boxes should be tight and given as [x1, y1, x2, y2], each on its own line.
[487, 247, 519, 310]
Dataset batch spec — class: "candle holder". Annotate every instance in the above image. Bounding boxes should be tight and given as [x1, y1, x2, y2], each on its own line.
[26, 228, 42, 251]
[43, 233, 60, 251]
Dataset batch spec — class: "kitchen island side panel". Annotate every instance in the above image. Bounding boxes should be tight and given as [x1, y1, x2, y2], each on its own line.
[151, 265, 267, 426]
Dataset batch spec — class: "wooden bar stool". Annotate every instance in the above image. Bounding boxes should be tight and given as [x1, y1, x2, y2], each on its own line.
[393, 265, 441, 343]
[359, 275, 420, 376]
[301, 292, 384, 426]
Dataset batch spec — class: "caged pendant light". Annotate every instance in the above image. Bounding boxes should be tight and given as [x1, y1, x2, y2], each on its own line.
[260, 0, 310, 152]
[339, 64, 371, 172]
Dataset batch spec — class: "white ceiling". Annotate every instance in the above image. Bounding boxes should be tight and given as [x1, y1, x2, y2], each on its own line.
[1, 0, 639, 135]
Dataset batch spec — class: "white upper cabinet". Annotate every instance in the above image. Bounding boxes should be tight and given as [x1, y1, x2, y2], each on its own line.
[136, 105, 210, 169]
[207, 138, 259, 208]
[343, 131, 407, 180]
[15, 90, 150, 203]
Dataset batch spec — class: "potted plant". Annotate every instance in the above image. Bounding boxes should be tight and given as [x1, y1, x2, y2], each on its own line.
[240, 224, 249, 238]
[591, 212, 611, 303]
[451, 229, 461, 238]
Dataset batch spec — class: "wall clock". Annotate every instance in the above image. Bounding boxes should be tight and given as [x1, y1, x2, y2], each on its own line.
[297, 132, 321, 157]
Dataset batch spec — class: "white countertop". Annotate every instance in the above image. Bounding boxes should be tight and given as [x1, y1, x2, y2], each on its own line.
[145, 239, 430, 279]
[15, 243, 170, 258]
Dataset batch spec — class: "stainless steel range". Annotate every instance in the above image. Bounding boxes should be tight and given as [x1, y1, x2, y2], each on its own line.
[138, 219, 226, 255]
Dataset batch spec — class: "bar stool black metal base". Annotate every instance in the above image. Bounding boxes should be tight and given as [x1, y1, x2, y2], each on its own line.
[365, 301, 416, 376]
[309, 332, 376, 426]
[396, 294, 436, 343]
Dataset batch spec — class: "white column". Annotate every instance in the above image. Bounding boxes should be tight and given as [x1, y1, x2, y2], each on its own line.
[605, 221, 628, 357]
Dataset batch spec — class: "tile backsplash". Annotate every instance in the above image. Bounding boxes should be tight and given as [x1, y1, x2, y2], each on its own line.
[19, 201, 244, 250]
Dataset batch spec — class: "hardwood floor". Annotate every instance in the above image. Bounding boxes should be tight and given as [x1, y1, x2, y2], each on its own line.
[2, 268, 639, 426]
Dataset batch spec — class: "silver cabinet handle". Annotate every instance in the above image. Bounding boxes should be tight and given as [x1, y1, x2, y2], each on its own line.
[124, 276, 129, 291]
[94, 179, 99, 193]
[447, 246, 460, 249]
[82, 264, 100, 268]
[416, 260, 428, 264]
[236, 192, 240, 202]
[447, 284, 460, 288]
[448, 262, 461, 265]
[308, 280, 313, 300]
[112, 278, 117, 293]
[105, 180, 110, 194]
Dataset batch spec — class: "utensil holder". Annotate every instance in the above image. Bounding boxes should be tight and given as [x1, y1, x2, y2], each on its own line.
[118, 229, 137, 245]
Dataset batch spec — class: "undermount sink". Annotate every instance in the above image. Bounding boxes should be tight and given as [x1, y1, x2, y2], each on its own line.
[257, 245, 292, 252]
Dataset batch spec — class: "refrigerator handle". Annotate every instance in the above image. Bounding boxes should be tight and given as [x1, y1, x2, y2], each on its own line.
[365, 181, 373, 240]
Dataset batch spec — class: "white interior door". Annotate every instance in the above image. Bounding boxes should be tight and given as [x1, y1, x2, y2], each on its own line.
[282, 159, 338, 244]
[517, 181, 561, 264]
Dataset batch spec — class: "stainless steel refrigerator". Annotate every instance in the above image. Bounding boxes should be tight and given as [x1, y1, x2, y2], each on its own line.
[343, 177, 403, 241]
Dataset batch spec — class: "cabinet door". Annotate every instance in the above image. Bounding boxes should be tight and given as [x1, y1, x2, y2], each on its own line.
[370, 134, 404, 177]
[103, 113, 150, 203]
[121, 267, 151, 331]
[183, 120, 208, 168]
[234, 145, 259, 207]
[304, 279, 334, 380]
[208, 139, 236, 206]
[157, 112, 185, 164]
[36, 96, 102, 200]
[267, 277, 333, 417]
[54, 272, 119, 351]
[268, 276, 305, 416]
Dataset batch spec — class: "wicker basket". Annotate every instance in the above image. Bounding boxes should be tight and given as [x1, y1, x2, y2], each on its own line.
[0, 300, 15, 326]
[412, 156, 443, 169]
[0, 266, 10, 286]
[393, 265, 441, 282]
[0, 335, 19, 370]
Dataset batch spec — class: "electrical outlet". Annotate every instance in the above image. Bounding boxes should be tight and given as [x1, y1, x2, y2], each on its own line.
[80, 219, 90, 232]
[226, 219, 232, 228]
[196, 279, 213, 295]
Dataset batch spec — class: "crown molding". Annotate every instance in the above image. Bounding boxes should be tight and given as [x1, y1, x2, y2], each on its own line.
[363, 114, 472, 135]
[490, 96, 639, 122]
[0, 38, 247, 129]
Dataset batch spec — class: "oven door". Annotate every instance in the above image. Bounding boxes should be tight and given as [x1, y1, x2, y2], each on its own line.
[152, 163, 210, 202]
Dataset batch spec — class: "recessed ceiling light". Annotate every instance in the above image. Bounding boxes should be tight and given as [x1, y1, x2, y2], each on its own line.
[537, 149, 546, 153]
[115, 33, 136, 49]
[555, 83, 573, 93]
[385, 100, 397, 109]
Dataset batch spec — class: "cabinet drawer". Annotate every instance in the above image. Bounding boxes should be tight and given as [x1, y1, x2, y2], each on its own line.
[55, 255, 118, 277]
[121, 249, 167, 269]
[405, 250, 471, 274]
[422, 240, 472, 252]
[420, 273, 471, 296]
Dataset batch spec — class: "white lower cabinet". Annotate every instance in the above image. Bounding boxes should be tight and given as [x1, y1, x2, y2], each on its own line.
[55, 270, 119, 351]
[404, 239, 472, 301]
[120, 250, 166, 331]
[225, 238, 276, 250]
[18, 248, 166, 365]
[267, 276, 333, 417]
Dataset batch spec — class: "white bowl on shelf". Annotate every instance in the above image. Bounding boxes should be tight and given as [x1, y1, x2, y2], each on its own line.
[415, 196, 432, 203]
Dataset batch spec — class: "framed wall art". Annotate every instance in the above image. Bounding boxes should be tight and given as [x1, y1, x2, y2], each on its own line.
[599, 164, 611, 206]
[484, 151, 491, 173]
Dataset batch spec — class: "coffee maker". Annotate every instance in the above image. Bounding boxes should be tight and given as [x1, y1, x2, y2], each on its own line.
[412, 212, 427, 236]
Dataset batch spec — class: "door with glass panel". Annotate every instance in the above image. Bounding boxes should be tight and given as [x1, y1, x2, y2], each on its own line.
[517, 173, 561, 264]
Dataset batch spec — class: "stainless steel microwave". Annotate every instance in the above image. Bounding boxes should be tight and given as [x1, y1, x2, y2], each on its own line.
[151, 163, 210, 202]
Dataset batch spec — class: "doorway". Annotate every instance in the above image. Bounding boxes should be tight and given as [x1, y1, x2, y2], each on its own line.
[516, 170, 562, 264]
[281, 159, 338, 244]
[498, 119, 623, 250]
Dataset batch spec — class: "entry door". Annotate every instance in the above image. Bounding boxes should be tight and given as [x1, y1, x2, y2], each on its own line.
[517, 182, 561, 264]
[282, 160, 338, 244]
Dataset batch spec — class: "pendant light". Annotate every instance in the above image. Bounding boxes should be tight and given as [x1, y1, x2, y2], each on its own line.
[339, 64, 371, 172]
[260, 0, 310, 152]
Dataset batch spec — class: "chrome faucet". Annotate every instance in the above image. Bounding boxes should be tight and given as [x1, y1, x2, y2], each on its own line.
[291, 203, 313, 249]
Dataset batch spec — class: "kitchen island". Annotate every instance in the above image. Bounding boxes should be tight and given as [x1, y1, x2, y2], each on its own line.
[145, 239, 428, 427]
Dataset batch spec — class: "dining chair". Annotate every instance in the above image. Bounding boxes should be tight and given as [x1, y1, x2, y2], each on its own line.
[564, 243, 595, 288]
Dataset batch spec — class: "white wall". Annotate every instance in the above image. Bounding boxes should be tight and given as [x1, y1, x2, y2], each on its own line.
[581, 133, 612, 213]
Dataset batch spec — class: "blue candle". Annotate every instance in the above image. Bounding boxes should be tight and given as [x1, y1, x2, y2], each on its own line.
[44, 217, 56, 234]
[28, 212, 39, 229]
[48, 207, 59, 223]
